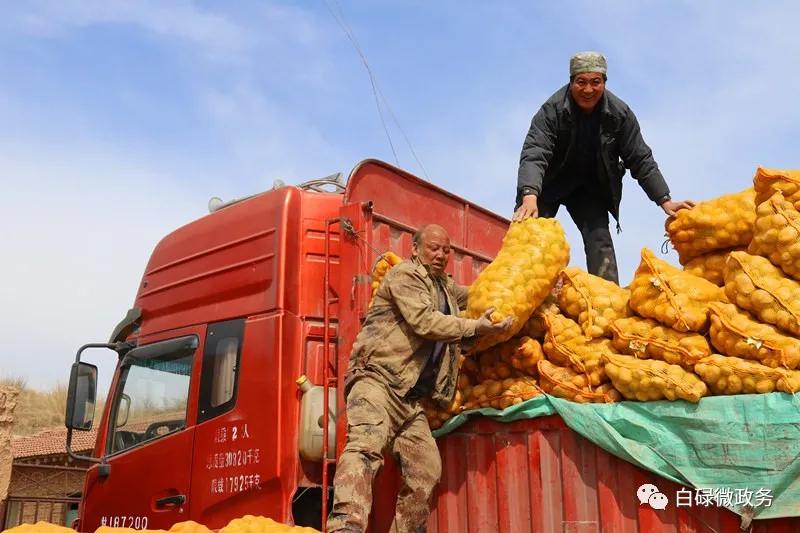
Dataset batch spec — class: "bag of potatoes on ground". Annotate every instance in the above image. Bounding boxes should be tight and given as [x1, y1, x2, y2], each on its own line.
[708, 302, 800, 369]
[602, 353, 708, 402]
[694, 354, 786, 395]
[610, 316, 711, 368]
[749, 191, 800, 281]
[556, 267, 631, 338]
[683, 248, 743, 287]
[520, 296, 560, 340]
[542, 313, 612, 385]
[467, 218, 569, 351]
[630, 248, 726, 332]
[754, 167, 800, 210]
[725, 251, 800, 336]
[665, 188, 756, 264]
[537, 360, 620, 403]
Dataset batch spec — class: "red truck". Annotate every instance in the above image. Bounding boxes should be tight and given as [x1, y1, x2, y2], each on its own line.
[65, 160, 800, 532]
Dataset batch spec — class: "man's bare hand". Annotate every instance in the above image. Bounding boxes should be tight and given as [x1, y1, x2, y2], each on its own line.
[475, 307, 514, 335]
[512, 195, 538, 221]
[660, 199, 695, 217]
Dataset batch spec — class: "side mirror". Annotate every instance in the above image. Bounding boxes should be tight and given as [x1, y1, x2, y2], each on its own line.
[65, 362, 98, 430]
[116, 393, 131, 427]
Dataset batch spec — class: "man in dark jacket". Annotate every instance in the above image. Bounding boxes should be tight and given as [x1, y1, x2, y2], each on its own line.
[512, 51, 693, 283]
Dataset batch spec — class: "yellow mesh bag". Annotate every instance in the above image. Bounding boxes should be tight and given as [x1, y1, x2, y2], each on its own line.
[556, 267, 631, 338]
[536, 360, 620, 403]
[708, 302, 800, 369]
[474, 335, 543, 379]
[665, 188, 756, 264]
[754, 167, 800, 210]
[610, 316, 711, 368]
[220, 515, 320, 533]
[629, 248, 726, 332]
[749, 191, 800, 281]
[463, 377, 541, 410]
[520, 296, 559, 339]
[467, 218, 570, 351]
[368, 251, 402, 306]
[602, 353, 708, 402]
[694, 354, 786, 395]
[683, 248, 743, 287]
[777, 370, 800, 394]
[724, 251, 800, 335]
[542, 313, 612, 386]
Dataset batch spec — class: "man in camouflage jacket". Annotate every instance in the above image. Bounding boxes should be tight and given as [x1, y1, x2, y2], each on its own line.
[326, 224, 511, 533]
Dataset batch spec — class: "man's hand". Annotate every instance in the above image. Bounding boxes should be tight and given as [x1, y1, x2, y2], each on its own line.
[512, 194, 538, 221]
[660, 199, 695, 217]
[475, 308, 514, 335]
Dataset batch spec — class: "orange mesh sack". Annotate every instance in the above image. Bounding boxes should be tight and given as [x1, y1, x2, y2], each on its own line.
[694, 354, 786, 395]
[467, 218, 569, 351]
[464, 377, 541, 410]
[708, 302, 800, 369]
[724, 251, 800, 335]
[629, 248, 726, 332]
[683, 248, 743, 287]
[754, 167, 800, 210]
[542, 313, 612, 386]
[474, 335, 543, 378]
[369, 251, 402, 306]
[520, 296, 559, 340]
[777, 370, 800, 394]
[556, 267, 631, 338]
[665, 188, 756, 264]
[602, 353, 708, 402]
[220, 515, 320, 533]
[749, 191, 800, 281]
[536, 360, 620, 403]
[610, 316, 711, 368]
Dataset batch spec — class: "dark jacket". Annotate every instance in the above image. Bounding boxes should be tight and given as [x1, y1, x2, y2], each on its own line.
[516, 84, 670, 221]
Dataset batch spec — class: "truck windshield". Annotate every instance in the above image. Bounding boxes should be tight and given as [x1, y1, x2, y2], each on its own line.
[108, 344, 194, 454]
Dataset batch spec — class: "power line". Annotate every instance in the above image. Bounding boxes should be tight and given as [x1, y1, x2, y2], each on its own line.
[323, 0, 429, 180]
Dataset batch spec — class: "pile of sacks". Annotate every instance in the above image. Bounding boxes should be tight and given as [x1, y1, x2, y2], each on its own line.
[412, 167, 800, 429]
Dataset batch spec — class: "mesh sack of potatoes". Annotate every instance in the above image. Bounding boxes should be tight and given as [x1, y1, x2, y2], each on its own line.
[369, 251, 402, 306]
[694, 354, 786, 395]
[462, 377, 541, 410]
[556, 267, 631, 339]
[749, 191, 800, 281]
[708, 302, 800, 369]
[725, 251, 800, 335]
[220, 515, 321, 533]
[422, 387, 467, 430]
[754, 167, 800, 211]
[683, 248, 743, 287]
[542, 313, 613, 386]
[537, 360, 620, 403]
[610, 316, 711, 368]
[466, 217, 570, 351]
[665, 188, 756, 264]
[777, 370, 800, 394]
[602, 353, 708, 402]
[630, 248, 726, 332]
[520, 295, 560, 340]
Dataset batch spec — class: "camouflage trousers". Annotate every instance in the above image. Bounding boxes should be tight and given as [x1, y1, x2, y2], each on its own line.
[326, 377, 442, 533]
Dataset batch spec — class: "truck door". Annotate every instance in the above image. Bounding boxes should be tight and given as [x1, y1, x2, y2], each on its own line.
[80, 329, 204, 531]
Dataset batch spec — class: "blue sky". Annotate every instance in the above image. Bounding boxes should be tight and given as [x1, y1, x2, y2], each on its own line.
[1, 1, 798, 390]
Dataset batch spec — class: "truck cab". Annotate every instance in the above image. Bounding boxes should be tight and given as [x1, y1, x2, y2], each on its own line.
[64, 160, 505, 531]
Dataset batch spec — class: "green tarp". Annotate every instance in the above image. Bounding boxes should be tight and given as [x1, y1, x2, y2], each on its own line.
[432, 392, 800, 519]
